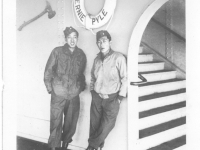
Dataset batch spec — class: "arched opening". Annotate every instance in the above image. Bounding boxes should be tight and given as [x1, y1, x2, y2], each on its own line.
[127, 0, 169, 150]
[128, 0, 186, 149]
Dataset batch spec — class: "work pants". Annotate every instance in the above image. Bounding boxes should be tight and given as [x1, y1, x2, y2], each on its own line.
[48, 93, 80, 148]
[88, 91, 120, 149]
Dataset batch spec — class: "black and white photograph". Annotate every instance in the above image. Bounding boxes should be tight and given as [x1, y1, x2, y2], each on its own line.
[2, 0, 200, 150]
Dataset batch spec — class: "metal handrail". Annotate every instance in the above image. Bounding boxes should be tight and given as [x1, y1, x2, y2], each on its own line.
[130, 73, 147, 85]
[151, 18, 185, 42]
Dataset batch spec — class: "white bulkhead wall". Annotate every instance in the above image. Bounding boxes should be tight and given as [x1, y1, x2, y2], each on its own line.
[15, 0, 156, 150]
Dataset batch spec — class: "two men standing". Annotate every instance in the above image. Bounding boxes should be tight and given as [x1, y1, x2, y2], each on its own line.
[44, 27, 127, 150]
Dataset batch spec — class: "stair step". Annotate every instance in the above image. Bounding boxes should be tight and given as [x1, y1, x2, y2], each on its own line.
[139, 88, 186, 101]
[137, 125, 186, 150]
[139, 70, 175, 74]
[138, 61, 165, 72]
[139, 93, 186, 112]
[140, 117, 186, 138]
[140, 70, 177, 82]
[140, 101, 186, 118]
[139, 108, 186, 130]
[139, 79, 186, 97]
[147, 135, 186, 150]
[138, 54, 154, 62]
[137, 46, 187, 150]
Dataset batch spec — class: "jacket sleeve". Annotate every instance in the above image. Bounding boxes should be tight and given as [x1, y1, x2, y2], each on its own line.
[78, 53, 87, 91]
[90, 60, 96, 91]
[80, 53, 87, 74]
[116, 55, 127, 98]
[44, 49, 57, 93]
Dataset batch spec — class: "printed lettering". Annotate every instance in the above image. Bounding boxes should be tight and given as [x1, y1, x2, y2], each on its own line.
[92, 18, 95, 25]
[102, 9, 108, 16]
[80, 15, 85, 22]
[90, 9, 108, 25]
[75, 5, 80, 10]
[99, 14, 104, 20]
[77, 9, 82, 16]
[96, 17, 99, 23]
[76, 7, 85, 22]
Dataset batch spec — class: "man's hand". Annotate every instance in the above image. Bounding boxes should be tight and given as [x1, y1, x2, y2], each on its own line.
[118, 95, 124, 104]
[47, 87, 52, 94]
[47, 89, 52, 94]
[118, 99, 121, 104]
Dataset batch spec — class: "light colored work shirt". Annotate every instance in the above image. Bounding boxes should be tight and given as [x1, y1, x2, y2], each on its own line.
[90, 50, 127, 98]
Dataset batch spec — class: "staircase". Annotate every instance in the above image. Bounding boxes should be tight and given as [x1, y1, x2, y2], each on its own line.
[137, 46, 186, 150]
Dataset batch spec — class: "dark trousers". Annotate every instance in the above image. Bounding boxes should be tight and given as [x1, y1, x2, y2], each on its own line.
[48, 93, 80, 148]
[89, 91, 120, 149]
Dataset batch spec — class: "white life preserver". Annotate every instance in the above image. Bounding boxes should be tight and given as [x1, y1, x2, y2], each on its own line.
[73, 0, 117, 30]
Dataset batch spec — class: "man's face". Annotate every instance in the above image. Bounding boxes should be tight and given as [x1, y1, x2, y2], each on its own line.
[97, 36, 111, 53]
[65, 32, 78, 48]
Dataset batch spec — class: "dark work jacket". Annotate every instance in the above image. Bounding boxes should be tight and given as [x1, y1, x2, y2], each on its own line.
[44, 44, 87, 100]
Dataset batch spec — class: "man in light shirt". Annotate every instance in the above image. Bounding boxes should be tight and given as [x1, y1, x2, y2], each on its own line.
[86, 30, 127, 150]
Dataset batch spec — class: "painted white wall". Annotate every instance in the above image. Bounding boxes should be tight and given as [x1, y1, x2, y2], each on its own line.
[16, 0, 156, 149]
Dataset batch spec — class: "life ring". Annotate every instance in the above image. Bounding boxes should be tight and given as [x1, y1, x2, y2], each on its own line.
[73, 0, 117, 29]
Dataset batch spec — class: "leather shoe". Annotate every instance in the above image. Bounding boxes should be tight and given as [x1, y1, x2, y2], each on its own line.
[86, 145, 97, 150]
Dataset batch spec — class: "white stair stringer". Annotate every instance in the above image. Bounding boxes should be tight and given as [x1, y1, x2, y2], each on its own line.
[138, 62, 165, 72]
[139, 108, 186, 130]
[139, 80, 186, 97]
[138, 54, 153, 63]
[139, 93, 186, 112]
[139, 46, 144, 54]
[137, 125, 186, 150]
[140, 71, 176, 82]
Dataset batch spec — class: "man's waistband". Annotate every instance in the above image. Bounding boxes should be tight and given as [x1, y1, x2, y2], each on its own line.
[95, 91, 118, 99]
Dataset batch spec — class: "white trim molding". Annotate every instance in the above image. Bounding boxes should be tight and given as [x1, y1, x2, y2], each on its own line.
[127, 0, 169, 150]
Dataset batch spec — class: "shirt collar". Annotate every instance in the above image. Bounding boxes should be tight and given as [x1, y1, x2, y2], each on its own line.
[63, 43, 78, 55]
[97, 49, 114, 61]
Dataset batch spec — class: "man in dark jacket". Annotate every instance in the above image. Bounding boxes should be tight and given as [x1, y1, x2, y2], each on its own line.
[44, 26, 87, 150]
